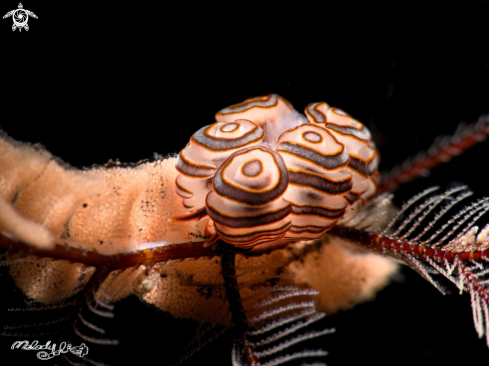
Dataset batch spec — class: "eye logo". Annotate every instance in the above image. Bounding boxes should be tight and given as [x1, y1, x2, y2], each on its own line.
[3, 3, 37, 32]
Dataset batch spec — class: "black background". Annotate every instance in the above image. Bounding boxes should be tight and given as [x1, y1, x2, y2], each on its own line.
[1, 1, 489, 365]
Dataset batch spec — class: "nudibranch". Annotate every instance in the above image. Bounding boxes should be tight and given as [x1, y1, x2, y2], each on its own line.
[0, 93, 393, 322]
[173, 94, 380, 249]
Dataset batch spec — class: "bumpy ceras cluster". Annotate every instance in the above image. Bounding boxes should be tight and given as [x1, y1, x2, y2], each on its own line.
[174, 94, 380, 249]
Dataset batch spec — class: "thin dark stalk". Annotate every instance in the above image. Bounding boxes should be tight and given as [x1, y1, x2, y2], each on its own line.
[220, 246, 260, 366]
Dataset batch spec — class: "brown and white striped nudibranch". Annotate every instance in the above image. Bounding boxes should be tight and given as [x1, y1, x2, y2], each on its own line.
[305, 102, 380, 222]
[215, 94, 308, 148]
[276, 124, 353, 240]
[206, 146, 291, 248]
[175, 120, 264, 214]
[173, 95, 381, 249]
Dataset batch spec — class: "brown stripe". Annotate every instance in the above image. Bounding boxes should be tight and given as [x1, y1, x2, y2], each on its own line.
[326, 123, 370, 141]
[171, 206, 208, 222]
[288, 169, 352, 195]
[215, 222, 291, 244]
[348, 156, 378, 177]
[175, 154, 215, 178]
[216, 94, 279, 115]
[206, 202, 292, 228]
[277, 142, 349, 170]
[213, 148, 289, 206]
[344, 191, 361, 204]
[291, 204, 345, 219]
[305, 103, 326, 123]
[175, 179, 193, 198]
[191, 124, 264, 151]
[289, 225, 329, 234]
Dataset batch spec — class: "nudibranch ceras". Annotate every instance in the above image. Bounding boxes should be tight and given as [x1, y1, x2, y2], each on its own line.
[173, 94, 380, 250]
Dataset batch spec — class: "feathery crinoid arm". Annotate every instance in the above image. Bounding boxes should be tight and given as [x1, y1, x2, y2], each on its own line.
[377, 115, 489, 194]
[220, 249, 335, 366]
[330, 186, 489, 346]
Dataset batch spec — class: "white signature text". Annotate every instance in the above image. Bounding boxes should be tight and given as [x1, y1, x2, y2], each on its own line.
[11, 340, 89, 360]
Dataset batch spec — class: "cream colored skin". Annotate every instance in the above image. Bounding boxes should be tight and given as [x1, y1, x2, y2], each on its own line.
[0, 97, 397, 324]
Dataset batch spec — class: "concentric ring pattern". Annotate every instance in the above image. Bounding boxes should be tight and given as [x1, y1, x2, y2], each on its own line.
[174, 94, 380, 248]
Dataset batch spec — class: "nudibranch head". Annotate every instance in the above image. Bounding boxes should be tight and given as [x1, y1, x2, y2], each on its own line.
[174, 94, 380, 249]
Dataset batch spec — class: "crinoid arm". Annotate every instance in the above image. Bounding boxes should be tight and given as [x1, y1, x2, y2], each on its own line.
[330, 186, 489, 346]
[378, 115, 489, 194]
[220, 248, 334, 366]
